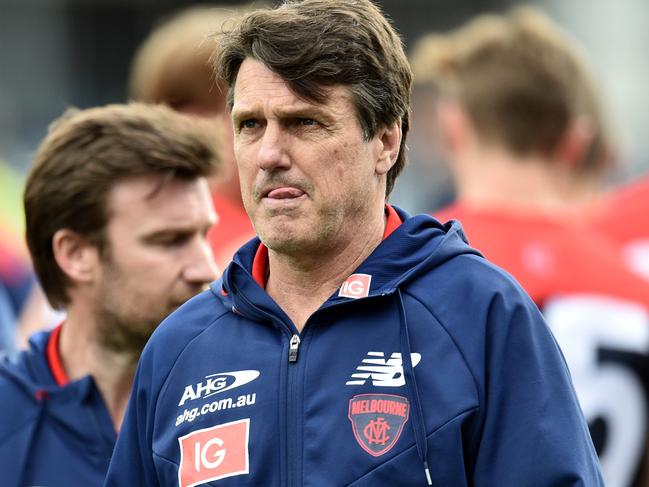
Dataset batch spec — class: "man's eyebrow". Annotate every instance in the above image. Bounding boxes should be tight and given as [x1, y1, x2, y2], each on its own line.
[277, 106, 333, 120]
[232, 104, 333, 121]
[139, 224, 211, 242]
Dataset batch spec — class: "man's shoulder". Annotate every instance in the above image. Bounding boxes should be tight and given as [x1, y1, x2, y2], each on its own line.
[0, 358, 41, 439]
[415, 248, 522, 297]
[408, 250, 536, 332]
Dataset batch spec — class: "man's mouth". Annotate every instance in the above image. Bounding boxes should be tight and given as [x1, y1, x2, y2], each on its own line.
[266, 187, 305, 199]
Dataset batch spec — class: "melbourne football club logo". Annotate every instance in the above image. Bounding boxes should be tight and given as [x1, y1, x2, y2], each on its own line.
[348, 394, 410, 456]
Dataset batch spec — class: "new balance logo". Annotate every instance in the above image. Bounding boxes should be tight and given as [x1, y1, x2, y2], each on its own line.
[346, 352, 422, 387]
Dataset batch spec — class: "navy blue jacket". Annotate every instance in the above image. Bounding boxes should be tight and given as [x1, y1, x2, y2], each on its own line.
[106, 208, 602, 486]
[0, 329, 116, 487]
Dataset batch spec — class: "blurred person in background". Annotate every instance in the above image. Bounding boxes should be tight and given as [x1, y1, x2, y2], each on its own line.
[0, 103, 219, 487]
[0, 162, 34, 320]
[129, 4, 262, 270]
[1, 161, 66, 350]
[587, 174, 649, 281]
[0, 233, 25, 356]
[410, 7, 649, 486]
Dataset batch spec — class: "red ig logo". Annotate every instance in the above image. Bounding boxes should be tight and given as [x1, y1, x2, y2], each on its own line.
[178, 418, 250, 487]
[339, 274, 372, 299]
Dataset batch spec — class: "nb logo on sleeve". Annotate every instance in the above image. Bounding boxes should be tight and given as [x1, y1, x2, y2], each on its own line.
[178, 418, 250, 487]
[346, 352, 422, 387]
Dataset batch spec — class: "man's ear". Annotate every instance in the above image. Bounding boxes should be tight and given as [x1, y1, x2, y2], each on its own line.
[375, 119, 402, 175]
[554, 117, 595, 171]
[52, 229, 100, 285]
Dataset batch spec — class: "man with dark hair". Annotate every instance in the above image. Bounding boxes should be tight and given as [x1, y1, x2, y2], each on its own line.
[0, 103, 219, 486]
[106, 1, 602, 485]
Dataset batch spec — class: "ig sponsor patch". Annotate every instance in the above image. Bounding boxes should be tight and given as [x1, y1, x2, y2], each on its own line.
[178, 418, 250, 487]
[348, 394, 409, 457]
[338, 274, 372, 299]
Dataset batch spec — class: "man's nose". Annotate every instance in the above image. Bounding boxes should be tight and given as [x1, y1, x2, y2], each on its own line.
[257, 123, 291, 171]
[183, 237, 219, 286]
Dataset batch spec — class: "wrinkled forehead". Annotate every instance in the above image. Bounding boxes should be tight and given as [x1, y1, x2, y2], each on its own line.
[227, 57, 353, 111]
[230, 58, 356, 119]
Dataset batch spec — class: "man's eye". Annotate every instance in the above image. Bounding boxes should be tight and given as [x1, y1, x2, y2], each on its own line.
[155, 234, 191, 247]
[240, 119, 259, 129]
[299, 118, 317, 126]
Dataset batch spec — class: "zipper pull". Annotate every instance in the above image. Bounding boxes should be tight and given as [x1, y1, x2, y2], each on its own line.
[288, 334, 301, 363]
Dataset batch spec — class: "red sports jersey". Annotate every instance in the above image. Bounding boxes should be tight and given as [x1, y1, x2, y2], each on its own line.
[436, 202, 649, 487]
[207, 195, 256, 272]
[587, 175, 649, 281]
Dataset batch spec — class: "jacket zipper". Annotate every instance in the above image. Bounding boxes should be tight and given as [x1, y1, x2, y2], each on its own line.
[287, 332, 301, 487]
[231, 288, 394, 486]
[227, 290, 300, 486]
[288, 334, 301, 363]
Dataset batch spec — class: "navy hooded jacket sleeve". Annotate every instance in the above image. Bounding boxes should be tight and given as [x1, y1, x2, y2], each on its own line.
[428, 257, 601, 484]
[105, 210, 602, 486]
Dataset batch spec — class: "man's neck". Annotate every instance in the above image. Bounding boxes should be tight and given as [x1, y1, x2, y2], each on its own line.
[266, 207, 386, 332]
[58, 304, 137, 432]
[454, 146, 573, 212]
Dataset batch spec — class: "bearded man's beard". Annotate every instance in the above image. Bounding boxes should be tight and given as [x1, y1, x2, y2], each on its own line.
[95, 305, 164, 361]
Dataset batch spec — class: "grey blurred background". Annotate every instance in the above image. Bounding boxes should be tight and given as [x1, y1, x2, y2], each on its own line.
[1, 0, 648, 214]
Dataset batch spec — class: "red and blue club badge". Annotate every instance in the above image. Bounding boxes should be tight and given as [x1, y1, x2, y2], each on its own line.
[348, 394, 410, 456]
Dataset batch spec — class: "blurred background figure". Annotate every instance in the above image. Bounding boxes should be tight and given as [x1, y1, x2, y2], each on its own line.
[0, 160, 57, 351]
[0, 103, 219, 486]
[0, 281, 16, 357]
[0, 162, 34, 319]
[129, 4, 261, 270]
[587, 174, 649, 281]
[410, 7, 649, 487]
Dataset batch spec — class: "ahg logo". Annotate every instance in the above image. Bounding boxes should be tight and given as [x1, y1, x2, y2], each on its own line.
[178, 418, 250, 487]
[339, 274, 372, 299]
[178, 370, 259, 406]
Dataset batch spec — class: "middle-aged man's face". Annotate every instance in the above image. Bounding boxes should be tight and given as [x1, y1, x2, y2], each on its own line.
[96, 174, 217, 352]
[231, 58, 386, 255]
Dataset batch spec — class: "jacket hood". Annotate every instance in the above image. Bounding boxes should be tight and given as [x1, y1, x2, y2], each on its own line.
[0, 330, 95, 403]
[214, 206, 481, 313]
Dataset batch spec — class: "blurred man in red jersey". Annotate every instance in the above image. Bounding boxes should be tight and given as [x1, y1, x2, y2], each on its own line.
[411, 7, 649, 487]
[129, 5, 265, 270]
